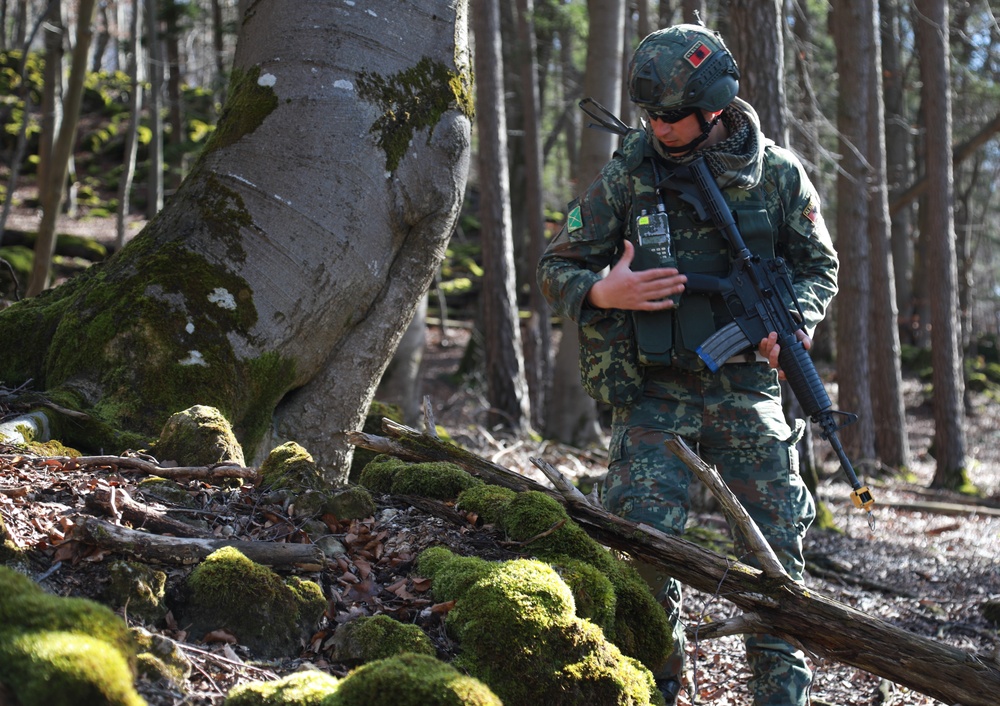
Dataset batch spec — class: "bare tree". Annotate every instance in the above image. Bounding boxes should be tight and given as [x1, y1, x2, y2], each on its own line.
[27, 0, 98, 296]
[472, 0, 532, 433]
[545, 0, 625, 445]
[116, 0, 144, 250]
[830, 0, 876, 463]
[913, 0, 970, 489]
[863, 0, 909, 470]
[515, 0, 553, 432]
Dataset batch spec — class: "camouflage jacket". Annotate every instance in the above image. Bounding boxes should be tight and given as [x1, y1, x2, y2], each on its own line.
[537, 115, 839, 406]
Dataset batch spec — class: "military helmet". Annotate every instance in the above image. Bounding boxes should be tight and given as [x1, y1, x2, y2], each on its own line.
[628, 24, 740, 113]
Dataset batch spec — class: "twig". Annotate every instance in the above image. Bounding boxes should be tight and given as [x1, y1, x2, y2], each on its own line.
[529, 456, 598, 508]
[665, 436, 788, 580]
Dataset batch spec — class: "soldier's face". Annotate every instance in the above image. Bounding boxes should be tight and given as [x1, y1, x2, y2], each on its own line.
[649, 110, 706, 152]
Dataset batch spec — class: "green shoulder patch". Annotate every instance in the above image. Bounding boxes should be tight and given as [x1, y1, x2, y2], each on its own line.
[567, 202, 583, 232]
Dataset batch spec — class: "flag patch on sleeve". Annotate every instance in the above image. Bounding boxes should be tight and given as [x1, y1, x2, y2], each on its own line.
[802, 200, 819, 223]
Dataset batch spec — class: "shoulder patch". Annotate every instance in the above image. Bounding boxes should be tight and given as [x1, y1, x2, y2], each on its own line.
[567, 202, 583, 232]
[802, 199, 819, 223]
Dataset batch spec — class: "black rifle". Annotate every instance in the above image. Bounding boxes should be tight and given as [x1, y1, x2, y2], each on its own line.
[666, 156, 875, 528]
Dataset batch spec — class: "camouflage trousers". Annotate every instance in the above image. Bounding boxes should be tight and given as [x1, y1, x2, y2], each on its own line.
[603, 363, 816, 706]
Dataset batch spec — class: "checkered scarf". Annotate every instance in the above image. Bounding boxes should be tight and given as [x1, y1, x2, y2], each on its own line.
[649, 97, 766, 190]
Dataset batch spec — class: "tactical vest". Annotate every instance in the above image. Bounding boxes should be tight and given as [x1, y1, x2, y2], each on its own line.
[622, 130, 782, 369]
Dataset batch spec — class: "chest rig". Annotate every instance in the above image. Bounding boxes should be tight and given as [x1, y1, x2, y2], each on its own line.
[621, 131, 781, 368]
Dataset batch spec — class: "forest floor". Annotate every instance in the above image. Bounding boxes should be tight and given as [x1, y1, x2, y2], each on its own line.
[1, 211, 999, 705]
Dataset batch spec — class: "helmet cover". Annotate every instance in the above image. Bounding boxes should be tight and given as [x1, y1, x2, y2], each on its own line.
[628, 24, 740, 113]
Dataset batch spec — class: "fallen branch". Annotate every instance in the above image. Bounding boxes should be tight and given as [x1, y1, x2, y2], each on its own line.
[84, 487, 213, 539]
[73, 516, 325, 569]
[347, 421, 1000, 706]
[0, 454, 259, 481]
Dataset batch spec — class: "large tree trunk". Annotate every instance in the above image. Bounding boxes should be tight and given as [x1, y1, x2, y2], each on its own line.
[349, 422, 1000, 706]
[726, 0, 788, 146]
[0, 0, 472, 482]
[914, 0, 969, 488]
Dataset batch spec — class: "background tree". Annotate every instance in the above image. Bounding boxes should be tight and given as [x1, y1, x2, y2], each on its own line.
[726, 0, 787, 145]
[862, 0, 909, 470]
[545, 0, 625, 446]
[473, 0, 532, 433]
[0, 0, 474, 482]
[830, 0, 876, 463]
[913, 0, 969, 490]
[26, 0, 97, 296]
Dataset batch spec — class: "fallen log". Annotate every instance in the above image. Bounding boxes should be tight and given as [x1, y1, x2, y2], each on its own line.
[347, 422, 1000, 706]
[73, 516, 325, 569]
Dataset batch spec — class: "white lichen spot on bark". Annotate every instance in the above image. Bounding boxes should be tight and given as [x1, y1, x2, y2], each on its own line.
[179, 351, 209, 367]
[208, 287, 238, 310]
[186, 321, 196, 334]
[334, 79, 354, 91]
[258, 73, 277, 87]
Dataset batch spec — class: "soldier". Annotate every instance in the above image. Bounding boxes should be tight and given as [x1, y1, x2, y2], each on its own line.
[537, 23, 839, 706]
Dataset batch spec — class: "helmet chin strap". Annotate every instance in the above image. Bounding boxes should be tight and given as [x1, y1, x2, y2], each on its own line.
[661, 111, 724, 155]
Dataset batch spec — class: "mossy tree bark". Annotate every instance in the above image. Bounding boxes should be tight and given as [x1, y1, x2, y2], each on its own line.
[348, 423, 1000, 706]
[0, 0, 473, 482]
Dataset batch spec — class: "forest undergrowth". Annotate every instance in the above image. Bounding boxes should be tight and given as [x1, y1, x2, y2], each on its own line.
[1, 209, 999, 706]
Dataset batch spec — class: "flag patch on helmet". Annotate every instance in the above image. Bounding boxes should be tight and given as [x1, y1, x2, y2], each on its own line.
[685, 42, 712, 68]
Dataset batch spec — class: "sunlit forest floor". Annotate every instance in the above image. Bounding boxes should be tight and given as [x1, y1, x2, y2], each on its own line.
[2, 208, 997, 705]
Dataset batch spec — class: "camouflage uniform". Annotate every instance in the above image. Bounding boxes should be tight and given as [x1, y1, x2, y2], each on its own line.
[537, 97, 838, 706]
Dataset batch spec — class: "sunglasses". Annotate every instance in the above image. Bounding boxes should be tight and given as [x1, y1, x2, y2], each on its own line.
[647, 106, 698, 124]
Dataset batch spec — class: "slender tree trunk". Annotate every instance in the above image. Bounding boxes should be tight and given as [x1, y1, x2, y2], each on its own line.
[211, 0, 226, 109]
[473, 0, 531, 433]
[37, 0, 63, 210]
[830, 0, 876, 463]
[881, 0, 915, 347]
[913, 0, 969, 488]
[26, 0, 98, 297]
[515, 0, 552, 432]
[546, 0, 625, 446]
[146, 0, 164, 217]
[116, 0, 144, 250]
[863, 0, 909, 471]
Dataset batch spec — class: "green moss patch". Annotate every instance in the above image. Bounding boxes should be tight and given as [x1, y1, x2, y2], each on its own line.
[329, 614, 436, 665]
[417, 550, 661, 706]
[0, 566, 143, 706]
[179, 547, 325, 657]
[329, 652, 501, 706]
[358, 456, 481, 500]
[225, 670, 341, 706]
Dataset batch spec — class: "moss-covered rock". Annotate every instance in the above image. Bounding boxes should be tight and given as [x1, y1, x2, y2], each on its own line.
[329, 652, 502, 706]
[259, 441, 326, 492]
[417, 550, 661, 706]
[496, 490, 672, 673]
[178, 546, 325, 657]
[293, 486, 376, 522]
[105, 560, 168, 625]
[455, 484, 517, 525]
[358, 456, 481, 500]
[224, 669, 341, 706]
[0, 566, 143, 706]
[154, 405, 245, 466]
[132, 627, 193, 688]
[328, 614, 436, 665]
